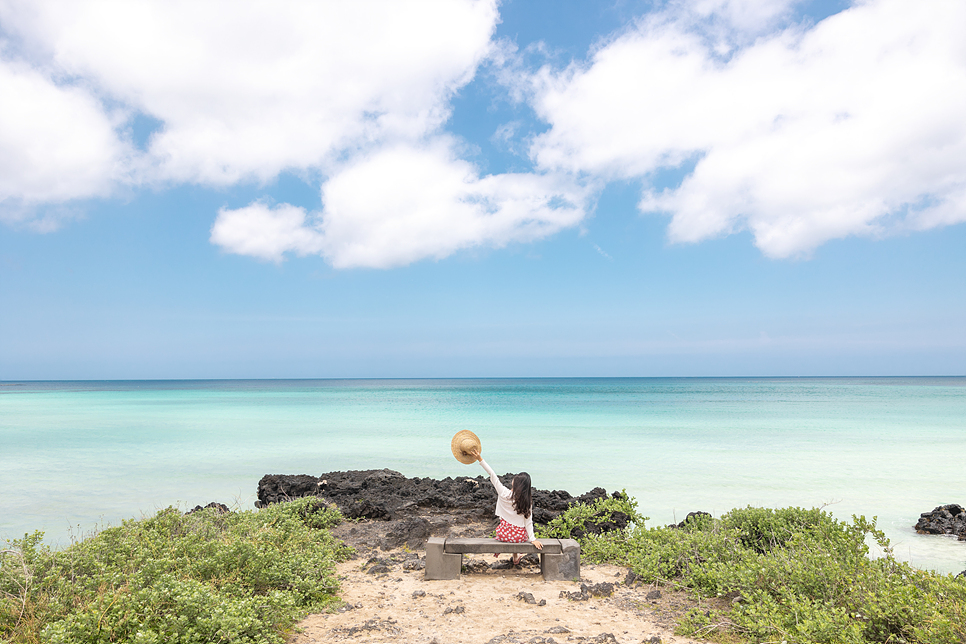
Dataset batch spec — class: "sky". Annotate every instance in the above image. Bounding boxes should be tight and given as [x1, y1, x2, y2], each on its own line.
[1, 0, 964, 379]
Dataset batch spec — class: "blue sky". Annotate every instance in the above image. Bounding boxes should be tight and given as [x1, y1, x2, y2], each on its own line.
[1, 0, 963, 379]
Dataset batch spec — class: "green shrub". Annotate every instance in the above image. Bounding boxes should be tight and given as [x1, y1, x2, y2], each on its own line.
[536, 490, 645, 541]
[1, 498, 351, 644]
[542, 500, 966, 644]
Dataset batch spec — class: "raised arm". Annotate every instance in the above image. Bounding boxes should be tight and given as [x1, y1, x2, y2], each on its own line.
[476, 454, 509, 497]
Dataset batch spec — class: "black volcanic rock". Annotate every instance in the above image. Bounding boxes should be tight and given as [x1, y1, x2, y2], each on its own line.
[382, 517, 432, 550]
[914, 504, 966, 541]
[669, 511, 712, 529]
[256, 469, 610, 528]
[185, 502, 230, 515]
[255, 474, 323, 506]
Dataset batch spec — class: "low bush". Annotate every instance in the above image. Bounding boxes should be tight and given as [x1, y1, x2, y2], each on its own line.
[537, 490, 645, 542]
[543, 500, 966, 644]
[0, 497, 351, 644]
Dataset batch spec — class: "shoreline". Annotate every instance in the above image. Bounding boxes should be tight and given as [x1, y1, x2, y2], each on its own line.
[5, 478, 965, 644]
[257, 469, 966, 572]
[6, 468, 964, 576]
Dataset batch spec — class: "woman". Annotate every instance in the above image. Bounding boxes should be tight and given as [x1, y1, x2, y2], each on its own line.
[473, 450, 543, 565]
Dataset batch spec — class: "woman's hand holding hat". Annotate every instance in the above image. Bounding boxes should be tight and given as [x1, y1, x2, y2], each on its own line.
[451, 430, 482, 464]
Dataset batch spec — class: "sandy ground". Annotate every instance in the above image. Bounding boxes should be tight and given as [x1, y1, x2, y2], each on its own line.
[290, 549, 714, 644]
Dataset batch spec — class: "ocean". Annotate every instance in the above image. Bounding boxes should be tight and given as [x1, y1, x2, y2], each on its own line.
[1, 377, 964, 574]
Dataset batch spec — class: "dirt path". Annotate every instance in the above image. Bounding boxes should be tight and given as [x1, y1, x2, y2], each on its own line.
[291, 550, 712, 644]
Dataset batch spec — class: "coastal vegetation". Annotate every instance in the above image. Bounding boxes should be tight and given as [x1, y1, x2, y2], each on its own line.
[5, 489, 964, 644]
[0, 497, 350, 644]
[539, 494, 966, 643]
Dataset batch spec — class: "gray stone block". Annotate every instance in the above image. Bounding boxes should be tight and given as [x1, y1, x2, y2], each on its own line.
[541, 538, 580, 581]
[425, 537, 462, 580]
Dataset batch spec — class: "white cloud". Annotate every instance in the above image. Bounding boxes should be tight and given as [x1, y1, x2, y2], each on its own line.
[210, 201, 323, 263]
[0, 0, 499, 185]
[677, 0, 803, 37]
[0, 58, 129, 222]
[5, 0, 964, 265]
[318, 140, 586, 268]
[4, 0, 597, 266]
[529, 0, 966, 257]
[211, 139, 588, 268]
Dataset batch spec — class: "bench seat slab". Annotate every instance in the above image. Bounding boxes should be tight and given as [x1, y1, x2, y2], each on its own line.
[443, 538, 562, 554]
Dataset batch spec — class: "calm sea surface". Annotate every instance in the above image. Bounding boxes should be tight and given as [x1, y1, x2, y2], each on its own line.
[1, 378, 964, 574]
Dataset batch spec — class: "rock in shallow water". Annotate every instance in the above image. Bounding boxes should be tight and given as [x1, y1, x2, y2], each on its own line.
[914, 504, 966, 540]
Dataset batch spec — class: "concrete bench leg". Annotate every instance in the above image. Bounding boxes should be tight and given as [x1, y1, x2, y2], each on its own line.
[425, 537, 462, 580]
[540, 539, 580, 581]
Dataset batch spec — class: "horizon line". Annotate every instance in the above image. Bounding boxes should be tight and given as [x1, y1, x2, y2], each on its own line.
[3, 375, 964, 384]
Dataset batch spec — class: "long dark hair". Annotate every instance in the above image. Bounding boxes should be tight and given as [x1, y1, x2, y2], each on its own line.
[511, 472, 532, 519]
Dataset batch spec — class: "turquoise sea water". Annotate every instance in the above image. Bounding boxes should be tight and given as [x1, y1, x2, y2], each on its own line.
[1, 378, 964, 574]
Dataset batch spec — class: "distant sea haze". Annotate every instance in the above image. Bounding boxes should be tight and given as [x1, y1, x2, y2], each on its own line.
[2, 377, 964, 574]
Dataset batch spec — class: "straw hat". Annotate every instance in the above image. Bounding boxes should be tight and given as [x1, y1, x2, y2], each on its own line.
[451, 430, 482, 464]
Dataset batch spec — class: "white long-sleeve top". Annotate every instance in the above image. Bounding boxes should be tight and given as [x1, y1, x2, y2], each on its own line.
[479, 458, 535, 541]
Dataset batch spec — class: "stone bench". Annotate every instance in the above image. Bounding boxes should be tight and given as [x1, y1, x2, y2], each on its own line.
[425, 537, 580, 581]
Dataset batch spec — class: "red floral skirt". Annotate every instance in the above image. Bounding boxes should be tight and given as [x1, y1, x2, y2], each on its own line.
[495, 518, 528, 543]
